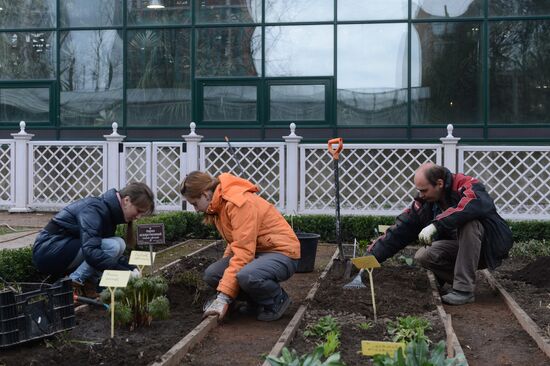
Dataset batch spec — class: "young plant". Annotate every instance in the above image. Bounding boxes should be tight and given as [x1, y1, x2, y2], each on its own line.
[387, 316, 431, 344]
[100, 275, 170, 329]
[172, 269, 208, 305]
[304, 315, 340, 338]
[372, 339, 466, 366]
[318, 331, 340, 358]
[266, 346, 345, 366]
[358, 321, 373, 331]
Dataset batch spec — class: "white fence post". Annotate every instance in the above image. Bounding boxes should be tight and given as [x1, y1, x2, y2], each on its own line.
[9, 121, 34, 213]
[283, 123, 302, 214]
[182, 122, 203, 211]
[440, 124, 460, 173]
[104, 122, 125, 190]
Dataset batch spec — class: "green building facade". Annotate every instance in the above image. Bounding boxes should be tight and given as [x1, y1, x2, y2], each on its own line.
[1, 0, 549, 142]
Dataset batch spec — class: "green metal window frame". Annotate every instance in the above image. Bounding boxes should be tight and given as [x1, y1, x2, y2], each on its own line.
[0, 81, 56, 127]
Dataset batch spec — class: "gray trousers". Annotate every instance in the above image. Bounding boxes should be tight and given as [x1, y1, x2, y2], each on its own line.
[414, 220, 485, 292]
[203, 252, 299, 306]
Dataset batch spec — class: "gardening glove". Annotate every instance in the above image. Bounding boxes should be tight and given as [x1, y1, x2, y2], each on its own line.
[203, 292, 232, 320]
[418, 223, 437, 246]
[130, 268, 142, 279]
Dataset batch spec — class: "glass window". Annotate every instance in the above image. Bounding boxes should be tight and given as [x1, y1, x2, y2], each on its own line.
[0, 0, 55, 28]
[60, 30, 123, 126]
[489, 1, 550, 16]
[337, 24, 408, 126]
[196, 27, 261, 77]
[265, 0, 333, 22]
[128, 0, 191, 26]
[196, 0, 261, 24]
[0, 87, 50, 123]
[202, 85, 257, 122]
[489, 20, 550, 124]
[127, 29, 191, 126]
[0, 32, 56, 80]
[60, 0, 122, 27]
[270, 84, 325, 121]
[339, 0, 407, 21]
[265, 25, 333, 77]
[413, 0, 482, 19]
[411, 22, 482, 125]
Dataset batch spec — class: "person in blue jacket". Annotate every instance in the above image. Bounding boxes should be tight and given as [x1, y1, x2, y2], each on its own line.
[32, 182, 155, 297]
[368, 163, 513, 305]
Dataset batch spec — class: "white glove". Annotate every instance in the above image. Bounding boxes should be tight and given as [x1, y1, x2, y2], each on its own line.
[203, 292, 232, 320]
[418, 224, 437, 246]
[130, 268, 142, 279]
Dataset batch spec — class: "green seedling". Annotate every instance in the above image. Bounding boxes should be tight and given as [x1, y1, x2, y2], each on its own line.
[387, 316, 431, 344]
[318, 331, 340, 358]
[398, 255, 414, 266]
[303, 315, 340, 338]
[100, 275, 169, 329]
[172, 269, 207, 305]
[266, 346, 345, 366]
[358, 321, 373, 331]
[372, 339, 466, 366]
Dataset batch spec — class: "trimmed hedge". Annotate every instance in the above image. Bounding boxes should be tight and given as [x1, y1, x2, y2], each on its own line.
[0, 247, 41, 284]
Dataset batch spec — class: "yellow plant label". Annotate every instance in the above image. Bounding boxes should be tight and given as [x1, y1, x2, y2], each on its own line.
[99, 270, 131, 288]
[361, 340, 405, 356]
[129, 251, 156, 266]
[378, 225, 391, 234]
[352, 255, 381, 269]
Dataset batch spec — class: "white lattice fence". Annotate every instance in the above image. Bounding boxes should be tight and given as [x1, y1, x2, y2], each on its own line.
[121, 143, 152, 187]
[30, 142, 106, 209]
[0, 141, 14, 206]
[458, 146, 550, 220]
[199, 143, 285, 210]
[300, 144, 442, 215]
[153, 143, 184, 211]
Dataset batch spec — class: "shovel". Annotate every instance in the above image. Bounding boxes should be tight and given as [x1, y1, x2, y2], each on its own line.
[328, 138, 345, 262]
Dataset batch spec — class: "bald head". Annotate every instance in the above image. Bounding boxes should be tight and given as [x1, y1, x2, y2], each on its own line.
[414, 163, 446, 203]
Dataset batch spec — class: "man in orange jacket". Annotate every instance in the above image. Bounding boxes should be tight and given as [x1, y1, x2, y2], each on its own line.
[180, 171, 300, 321]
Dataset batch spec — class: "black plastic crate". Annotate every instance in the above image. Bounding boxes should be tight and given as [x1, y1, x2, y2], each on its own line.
[0, 277, 75, 348]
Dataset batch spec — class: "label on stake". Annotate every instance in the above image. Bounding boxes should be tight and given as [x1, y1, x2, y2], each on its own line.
[100, 270, 131, 288]
[352, 255, 381, 269]
[361, 340, 405, 356]
[129, 251, 156, 266]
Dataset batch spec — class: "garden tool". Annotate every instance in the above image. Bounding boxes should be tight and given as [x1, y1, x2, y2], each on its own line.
[327, 138, 345, 262]
[73, 293, 109, 310]
[225, 136, 245, 176]
[343, 268, 366, 290]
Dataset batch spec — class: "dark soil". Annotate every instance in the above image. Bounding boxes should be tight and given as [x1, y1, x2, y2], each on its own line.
[494, 256, 550, 335]
[289, 260, 446, 365]
[0, 244, 223, 366]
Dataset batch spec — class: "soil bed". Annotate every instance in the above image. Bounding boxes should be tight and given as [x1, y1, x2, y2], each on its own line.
[493, 256, 550, 341]
[289, 256, 446, 365]
[0, 243, 223, 366]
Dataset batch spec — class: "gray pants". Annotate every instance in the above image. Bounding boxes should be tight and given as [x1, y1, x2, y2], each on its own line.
[414, 220, 485, 292]
[203, 252, 299, 306]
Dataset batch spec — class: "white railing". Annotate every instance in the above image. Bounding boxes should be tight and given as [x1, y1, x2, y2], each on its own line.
[2, 121, 549, 221]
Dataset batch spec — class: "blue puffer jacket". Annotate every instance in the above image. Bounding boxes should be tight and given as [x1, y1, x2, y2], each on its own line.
[33, 189, 133, 274]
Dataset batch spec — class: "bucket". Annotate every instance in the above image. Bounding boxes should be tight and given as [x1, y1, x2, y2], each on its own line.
[295, 232, 320, 273]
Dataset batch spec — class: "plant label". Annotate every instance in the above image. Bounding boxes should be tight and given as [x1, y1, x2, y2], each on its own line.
[137, 224, 165, 245]
[361, 340, 405, 357]
[352, 255, 381, 269]
[100, 270, 131, 288]
[129, 250, 156, 266]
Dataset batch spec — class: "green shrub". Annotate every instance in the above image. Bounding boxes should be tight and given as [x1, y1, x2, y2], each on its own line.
[0, 247, 41, 283]
[373, 339, 466, 366]
[509, 240, 550, 258]
[508, 220, 550, 242]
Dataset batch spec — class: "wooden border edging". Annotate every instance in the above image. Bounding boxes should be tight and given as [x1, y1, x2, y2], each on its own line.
[426, 271, 468, 364]
[150, 315, 218, 366]
[261, 248, 340, 366]
[155, 240, 223, 274]
[481, 269, 550, 359]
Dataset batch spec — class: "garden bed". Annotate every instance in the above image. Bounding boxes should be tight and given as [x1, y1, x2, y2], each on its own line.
[287, 255, 446, 365]
[0, 242, 223, 366]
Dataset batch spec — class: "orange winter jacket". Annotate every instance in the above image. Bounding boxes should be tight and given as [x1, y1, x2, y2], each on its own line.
[206, 173, 300, 299]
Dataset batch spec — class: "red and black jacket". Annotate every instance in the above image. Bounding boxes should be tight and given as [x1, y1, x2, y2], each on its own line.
[369, 168, 513, 270]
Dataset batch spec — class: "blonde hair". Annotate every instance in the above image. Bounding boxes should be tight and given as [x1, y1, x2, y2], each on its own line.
[119, 182, 155, 249]
[180, 171, 219, 225]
